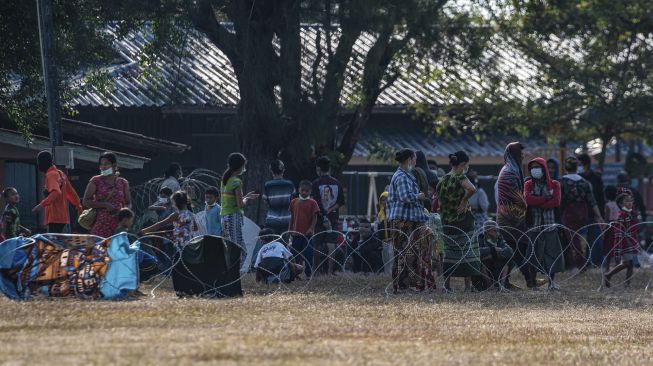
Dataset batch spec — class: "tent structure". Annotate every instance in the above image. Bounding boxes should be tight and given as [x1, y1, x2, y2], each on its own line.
[172, 235, 243, 298]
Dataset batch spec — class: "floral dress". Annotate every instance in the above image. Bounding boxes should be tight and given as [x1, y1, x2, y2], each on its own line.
[174, 209, 198, 248]
[90, 176, 128, 238]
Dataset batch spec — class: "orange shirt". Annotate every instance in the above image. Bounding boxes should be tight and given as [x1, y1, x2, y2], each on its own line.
[38, 166, 82, 225]
[289, 197, 320, 235]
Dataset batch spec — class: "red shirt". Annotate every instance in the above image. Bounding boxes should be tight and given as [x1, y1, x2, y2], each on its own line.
[289, 197, 320, 235]
[38, 166, 82, 225]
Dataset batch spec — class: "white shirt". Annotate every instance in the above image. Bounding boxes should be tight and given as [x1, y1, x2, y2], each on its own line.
[254, 241, 292, 268]
[161, 177, 181, 193]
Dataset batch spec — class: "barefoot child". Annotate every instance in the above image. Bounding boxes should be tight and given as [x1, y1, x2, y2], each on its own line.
[604, 188, 640, 288]
[3, 187, 31, 239]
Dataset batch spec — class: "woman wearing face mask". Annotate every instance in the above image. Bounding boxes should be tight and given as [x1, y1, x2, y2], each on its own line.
[82, 152, 131, 238]
[387, 148, 435, 292]
[524, 157, 564, 290]
[220, 153, 259, 251]
[437, 150, 479, 292]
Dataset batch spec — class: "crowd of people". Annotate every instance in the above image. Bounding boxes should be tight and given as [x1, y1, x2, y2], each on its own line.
[0, 144, 650, 293]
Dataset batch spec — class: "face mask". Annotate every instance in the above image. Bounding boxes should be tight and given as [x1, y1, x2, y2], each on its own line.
[206, 201, 216, 207]
[577, 166, 585, 174]
[463, 165, 469, 174]
[240, 167, 247, 175]
[622, 207, 632, 212]
[100, 168, 113, 176]
[299, 194, 310, 201]
[530, 168, 544, 179]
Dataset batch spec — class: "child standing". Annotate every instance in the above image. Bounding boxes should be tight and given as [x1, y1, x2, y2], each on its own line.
[604, 188, 640, 288]
[3, 187, 31, 239]
[220, 153, 258, 249]
[115, 208, 136, 235]
[141, 191, 198, 248]
[602, 185, 620, 271]
[204, 187, 222, 237]
[288, 180, 320, 277]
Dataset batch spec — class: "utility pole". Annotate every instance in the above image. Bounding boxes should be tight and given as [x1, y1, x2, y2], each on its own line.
[36, 0, 63, 158]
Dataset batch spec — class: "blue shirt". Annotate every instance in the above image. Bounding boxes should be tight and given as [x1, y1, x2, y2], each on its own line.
[264, 179, 295, 227]
[206, 203, 222, 236]
[388, 167, 426, 222]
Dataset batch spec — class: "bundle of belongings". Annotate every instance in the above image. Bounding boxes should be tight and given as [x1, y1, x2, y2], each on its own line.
[171, 235, 243, 298]
[0, 233, 143, 300]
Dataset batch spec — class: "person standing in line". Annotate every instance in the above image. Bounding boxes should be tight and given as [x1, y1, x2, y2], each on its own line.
[204, 186, 222, 237]
[263, 160, 295, 235]
[387, 148, 435, 293]
[577, 153, 605, 267]
[467, 169, 489, 233]
[495, 142, 534, 289]
[560, 157, 604, 273]
[33, 150, 83, 233]
[288, 180, 320, 277]
[524, 157, 565, 290]
[437, 151, 479, 293]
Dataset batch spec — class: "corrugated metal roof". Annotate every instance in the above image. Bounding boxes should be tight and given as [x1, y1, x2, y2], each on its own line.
[71, 24, 542, 108]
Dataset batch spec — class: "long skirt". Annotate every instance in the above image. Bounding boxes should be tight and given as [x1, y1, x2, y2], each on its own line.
[221, 213, 244, 247]
[390, 220, 436, 291]
[442, 230, 480, 277]
[530, 230, 565, 276]
[561, 204, 589, 269]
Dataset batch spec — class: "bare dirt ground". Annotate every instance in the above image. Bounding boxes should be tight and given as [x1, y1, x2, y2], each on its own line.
[1, 269, 653, 366]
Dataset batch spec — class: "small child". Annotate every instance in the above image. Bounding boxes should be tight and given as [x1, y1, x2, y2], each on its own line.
[204, 186, 222, 237]
[149, 187, 174, 220]
[254, 228, 303, 284]
[3, 187, 31, 239]
[603, 185, 620, 271]
[288, 180, 320, 277]
[604, 188, 640, 288]
[115, 208, 136, 235]
[141, 191, 198, 248]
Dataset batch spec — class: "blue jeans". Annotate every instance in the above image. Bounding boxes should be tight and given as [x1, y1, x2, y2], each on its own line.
[291, 235, 313, 277]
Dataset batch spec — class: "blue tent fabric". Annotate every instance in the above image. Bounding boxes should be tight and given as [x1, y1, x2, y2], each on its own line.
[100, 233, 141, 300]
[0, 237, 30, 299]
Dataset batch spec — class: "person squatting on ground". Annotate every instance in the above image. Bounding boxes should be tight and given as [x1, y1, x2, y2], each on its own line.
[255, 228, 303, 284]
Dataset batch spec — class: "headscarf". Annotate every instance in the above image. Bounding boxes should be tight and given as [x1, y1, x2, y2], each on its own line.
[377, 191, 389, 222]
[415, 150, 439, 187]
[547, 157, 560, 180]
[528, 157, 554, 191]
[504, 142, 524, 190]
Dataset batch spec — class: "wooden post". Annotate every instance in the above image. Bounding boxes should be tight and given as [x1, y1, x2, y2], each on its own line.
[36, 0, 63, 155]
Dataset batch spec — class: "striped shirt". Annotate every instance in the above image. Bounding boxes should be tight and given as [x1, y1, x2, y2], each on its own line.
[388, 168, 427, 222]
[264, 179, 295, 227]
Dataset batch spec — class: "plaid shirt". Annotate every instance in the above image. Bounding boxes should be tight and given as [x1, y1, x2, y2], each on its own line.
[388, 168, 427, 222]
[528, 182, 557, 231]
[615, 210, 639, 255]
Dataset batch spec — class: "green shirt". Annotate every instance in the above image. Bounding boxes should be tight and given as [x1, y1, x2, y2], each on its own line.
[3, 204, 20, 239]
[220, 176, 243, 216]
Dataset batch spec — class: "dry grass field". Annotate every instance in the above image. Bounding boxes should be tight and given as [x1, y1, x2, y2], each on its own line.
[1, 269, 653, 366]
